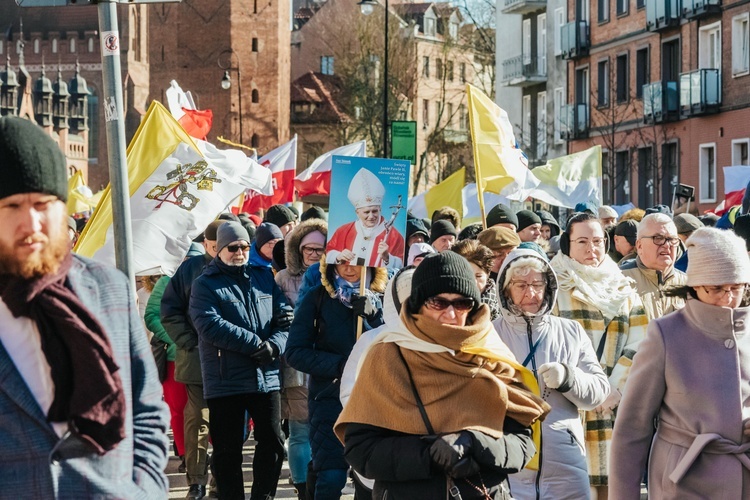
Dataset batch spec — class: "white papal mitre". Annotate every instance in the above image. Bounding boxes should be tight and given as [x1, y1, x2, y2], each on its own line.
[347, 168, 385, 209]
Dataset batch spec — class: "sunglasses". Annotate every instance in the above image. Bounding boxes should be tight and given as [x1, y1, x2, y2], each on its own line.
[226, 244, 250, 253]
[424, 296, 476, 312]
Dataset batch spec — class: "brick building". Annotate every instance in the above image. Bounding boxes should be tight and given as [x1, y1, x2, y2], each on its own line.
[562, 0, 750, 212]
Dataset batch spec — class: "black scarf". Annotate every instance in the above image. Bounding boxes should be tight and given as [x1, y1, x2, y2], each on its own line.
[0, 254, 126, 454]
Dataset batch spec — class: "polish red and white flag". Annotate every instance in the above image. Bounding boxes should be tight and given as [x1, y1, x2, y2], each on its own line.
[295, 140, 367, 198]
[242, 135, 298, 214]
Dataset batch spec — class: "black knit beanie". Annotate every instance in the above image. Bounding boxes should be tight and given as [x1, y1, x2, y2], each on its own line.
[265, 204, 296, 228]
[301, 205, 327, 222]
[486, 203, 518, 228]
[408, 251, 481, 313]
[429, 220, 458, 244]
[516, 210, 542, 232]
[0, 116, 68, 202]
[255, 222, 283, 249]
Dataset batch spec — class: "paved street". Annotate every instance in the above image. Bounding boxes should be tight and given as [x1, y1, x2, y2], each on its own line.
[166, 434, 355, 499]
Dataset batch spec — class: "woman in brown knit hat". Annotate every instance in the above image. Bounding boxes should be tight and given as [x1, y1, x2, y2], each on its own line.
[335, 252, 550, 499]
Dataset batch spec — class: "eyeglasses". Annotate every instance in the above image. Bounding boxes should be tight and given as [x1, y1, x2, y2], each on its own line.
[302, 246, 325, 256]
[510, 281, 547, 293]
[424, 296, 476, 312]
[642, 235, 681, 247]
[700, 284, 747, 298]
[573, 238, 606, 247]
[226, 244, 250, 253]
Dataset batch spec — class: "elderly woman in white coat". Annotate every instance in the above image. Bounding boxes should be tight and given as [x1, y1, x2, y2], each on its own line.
[610, 227, 750, 499]
[494, 248, 610, 499]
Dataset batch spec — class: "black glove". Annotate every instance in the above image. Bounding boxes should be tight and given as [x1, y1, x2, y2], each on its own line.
[429, 432, 476, 477]
[275, 308, 294, 330]
[351, 292, 379, 321]
[249, 341, 278, 366]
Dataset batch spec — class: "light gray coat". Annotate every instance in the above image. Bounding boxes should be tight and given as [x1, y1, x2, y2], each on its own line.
[610, 296, 750, 499]
[493, 250, 609, 500]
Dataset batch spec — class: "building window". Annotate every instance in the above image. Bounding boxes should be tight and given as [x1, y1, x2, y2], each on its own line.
[252, 38, 259, 52]
[617, 0, 629, 16]
[251, 134, 259, 149]
[447, 103, 454, 129]
[70, 38, 76, 53]
[0, 40, 3, 54]
[251, 89, 259, 103]
[637, 0, 645, 9]
[598, 59, 610, 107]
[436, 59, 443, 80]
[699, 22, 721, 70]
[538, 14, 547, 74]
[537, 91, 547, 158]
[321, 56, 334, 75]
[616, 53, 629, 103]
[662, 38, 681, 81]
[459, 62, 466, 83]
[422, 99, 429, 128]
[576, 67, 590, 107]
[554, 87, 564, 144]
[615, 150, 630, 205]
[661, 141, 679, 204]
[424, 16, 437, 36]
[88, 37, 95, 53]
[638, 146, 654, 208]
[554, 8, 564, 56]
[446, 60, 454, 81]
[732, 14, 749, 76]
[423, 56, 430, 78]
[732, 139, 750, 165]
[459, 104, 467, 130]
[522, 94, 531, 149]
[449, 21, 459, 39]
[522, 19, 531, 66]
[699, 143, 717, 202]
[52, 38, 58, 54]
[598, 0, 609, 23]
[87, 91, 98, 160]
[435, 101, 441, 125]
[602, 150, 611, 204]
[635, 47, 649, 98]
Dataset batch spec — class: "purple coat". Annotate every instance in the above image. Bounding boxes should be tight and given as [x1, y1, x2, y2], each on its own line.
[610, 296, 750, 499]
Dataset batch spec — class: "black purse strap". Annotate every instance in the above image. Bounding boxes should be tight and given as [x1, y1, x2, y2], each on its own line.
[396, 347, 435, 435]
[596, 319, 614, 362]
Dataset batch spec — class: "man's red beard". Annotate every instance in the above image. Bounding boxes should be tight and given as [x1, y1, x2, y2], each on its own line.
[0, 226, 71, 279]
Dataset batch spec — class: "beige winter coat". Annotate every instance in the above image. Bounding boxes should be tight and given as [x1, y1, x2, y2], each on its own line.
[621, 258, 687, 322]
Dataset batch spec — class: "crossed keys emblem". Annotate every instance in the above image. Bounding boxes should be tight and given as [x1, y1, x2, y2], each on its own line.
[146, 160, 222, 211]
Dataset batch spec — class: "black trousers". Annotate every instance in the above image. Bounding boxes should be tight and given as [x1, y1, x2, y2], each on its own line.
[207, 391, 285, 500]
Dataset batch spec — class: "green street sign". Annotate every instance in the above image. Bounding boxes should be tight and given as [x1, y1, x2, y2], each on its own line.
[390, 120, 417, 166]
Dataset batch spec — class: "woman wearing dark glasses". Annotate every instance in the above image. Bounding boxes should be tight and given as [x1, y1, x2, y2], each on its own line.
[611, 227, 750, 499]
[493, 248, 609, 499]
[335, 251, 550, 499]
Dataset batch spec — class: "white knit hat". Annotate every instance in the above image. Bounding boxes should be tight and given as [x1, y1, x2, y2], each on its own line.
[685, 227, 750, 286]
[347, 168, 384, 209]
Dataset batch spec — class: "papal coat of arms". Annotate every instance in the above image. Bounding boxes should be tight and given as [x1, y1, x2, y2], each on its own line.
[146, 160, 222, 211]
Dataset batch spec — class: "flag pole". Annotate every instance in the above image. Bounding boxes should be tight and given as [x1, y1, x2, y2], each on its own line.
[466, 84, 488, 229]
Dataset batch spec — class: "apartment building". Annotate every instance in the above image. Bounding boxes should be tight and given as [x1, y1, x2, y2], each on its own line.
[496, 0, 569, 168]
[562, 0, 750, 212]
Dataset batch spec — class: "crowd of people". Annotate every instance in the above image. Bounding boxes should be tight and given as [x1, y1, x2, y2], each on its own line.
[2, 114, 750, 500]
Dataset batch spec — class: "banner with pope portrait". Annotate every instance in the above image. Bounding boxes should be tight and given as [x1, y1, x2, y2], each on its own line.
[326, 156, 410, 268]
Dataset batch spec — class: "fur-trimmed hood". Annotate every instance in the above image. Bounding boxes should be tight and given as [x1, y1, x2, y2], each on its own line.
[284, 218, 328, 277]
[319, 256, 389, 298]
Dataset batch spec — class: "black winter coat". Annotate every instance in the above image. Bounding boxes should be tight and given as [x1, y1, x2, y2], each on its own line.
[344, 419, 535, 500]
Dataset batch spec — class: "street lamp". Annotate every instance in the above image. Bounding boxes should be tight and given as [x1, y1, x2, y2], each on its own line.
[218, 49, 243, 144]
[359, 0, 389, 158]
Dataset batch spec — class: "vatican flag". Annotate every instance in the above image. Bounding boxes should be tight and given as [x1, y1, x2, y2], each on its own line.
[76, 101, 272, 276]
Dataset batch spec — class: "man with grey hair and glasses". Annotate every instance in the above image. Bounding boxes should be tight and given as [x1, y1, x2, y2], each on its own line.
[621, 213, 687, 321]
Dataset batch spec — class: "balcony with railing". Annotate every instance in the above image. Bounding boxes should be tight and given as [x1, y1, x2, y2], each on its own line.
[643, 81, 680, 123]
[682, 0, 720, 20]
[560, 103, 589, 140]
[560, 21, 589, 60]
[501, 55, 547, 87]
[500, 0, 547, 15]
[679, 69, 721, 117]
[646, 0, 681, 31]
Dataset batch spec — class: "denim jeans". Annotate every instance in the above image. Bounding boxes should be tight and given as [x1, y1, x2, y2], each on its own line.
[315, 468, 348, 500]
[288, 419, 312, 484]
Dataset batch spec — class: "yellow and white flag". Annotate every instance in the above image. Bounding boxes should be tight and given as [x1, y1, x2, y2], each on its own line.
[407, 167, 465, 220]
[522, 146, 602, 208]
[67, 170, 100, 215]
[76, 101, 272, 276]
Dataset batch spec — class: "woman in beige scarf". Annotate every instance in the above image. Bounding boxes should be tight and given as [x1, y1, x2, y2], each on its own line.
[335, 252, 550, 499]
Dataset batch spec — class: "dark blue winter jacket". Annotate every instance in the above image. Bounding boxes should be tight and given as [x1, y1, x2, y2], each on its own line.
[189, 258, 292, 399]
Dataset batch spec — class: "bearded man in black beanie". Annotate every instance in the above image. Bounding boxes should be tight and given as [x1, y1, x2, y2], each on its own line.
[0, 117, 170, 496]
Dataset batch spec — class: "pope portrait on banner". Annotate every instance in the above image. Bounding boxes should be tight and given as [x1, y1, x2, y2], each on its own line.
[326, 168, 405, 268]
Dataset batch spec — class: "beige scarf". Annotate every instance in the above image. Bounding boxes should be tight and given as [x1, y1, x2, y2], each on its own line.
[334, 306, 550, 442]
[550, 252, 635, 320]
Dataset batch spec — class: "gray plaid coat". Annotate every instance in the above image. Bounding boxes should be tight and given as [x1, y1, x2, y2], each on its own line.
[0, 255, 170, 499]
